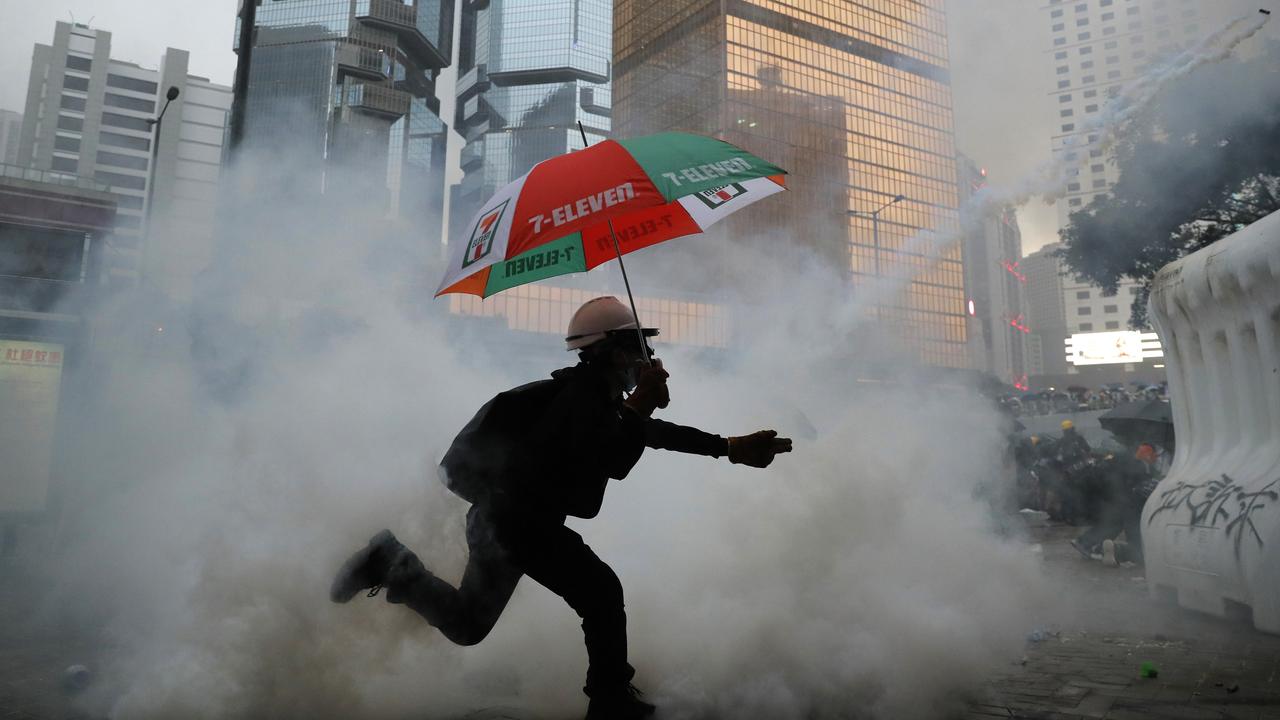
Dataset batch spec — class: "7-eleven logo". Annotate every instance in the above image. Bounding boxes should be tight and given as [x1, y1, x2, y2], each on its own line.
[463, 200, 508, 268]
[694, 183, 747, 209]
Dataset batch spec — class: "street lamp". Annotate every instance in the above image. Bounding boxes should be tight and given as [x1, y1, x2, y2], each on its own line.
[847, 193, 905, 278]
[142, 86, 180, 251]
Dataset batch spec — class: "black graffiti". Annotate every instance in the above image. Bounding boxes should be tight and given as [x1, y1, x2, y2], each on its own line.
[1147, 474, 1279, 562]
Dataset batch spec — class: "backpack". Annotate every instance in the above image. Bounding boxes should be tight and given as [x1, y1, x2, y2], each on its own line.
[439, 377, 566, 505]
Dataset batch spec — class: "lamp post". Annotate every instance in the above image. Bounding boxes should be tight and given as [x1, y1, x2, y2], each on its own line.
[143, 86, 180, 251]
[847, 194, 905, 278]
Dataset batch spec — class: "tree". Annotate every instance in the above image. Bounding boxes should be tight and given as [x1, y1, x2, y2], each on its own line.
[1057, 41, 1280, 327]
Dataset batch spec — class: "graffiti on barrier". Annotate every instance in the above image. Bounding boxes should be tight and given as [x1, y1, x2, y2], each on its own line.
[1147, 475, 1279, 561]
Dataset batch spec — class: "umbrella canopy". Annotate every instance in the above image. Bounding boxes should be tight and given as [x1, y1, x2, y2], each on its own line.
[436, 132, 786, 298]
[1098, 399, 1174, 448]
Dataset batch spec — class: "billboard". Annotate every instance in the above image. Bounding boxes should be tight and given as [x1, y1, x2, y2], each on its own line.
[0, 340, 65, 515]
[1064, 331, 1164, 366]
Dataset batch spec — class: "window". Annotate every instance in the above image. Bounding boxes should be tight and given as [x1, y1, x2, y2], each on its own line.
[1077, 18, 1090, 26]
[1058, 80, 1071, 89]
[1104, 41, 1118, 50]
[1105, 321, 1120, 330]
[1107, 70, 1122, 79]
[95, 170, 147, 190]
[1060, 109, 1074, 117]
[1061, 123, 1075, 131]
[56, 115, 83, 132]
[1090, 149, 1103, 157]
[1079, 46, 1093, 55]
[1075, 2, 1087, 10]
[1054, 36, 1067, 46]
[99, 131, 150, 152]
[66, 55, 92, 71]
[1092, 178, 1108, 188]
[97, 150, 149, 171]
[1102, 12, 1115, 20]
[1104, 304, 1118, 313]
[1084, 89, 1098, 97]
[101, 112, 152, 132]
[1081, 60, 1095, 69]
[1065, 152, 1079, 161]
[1085, 104, 1099, 112]
[106, 74, 159, 95]
[1052, 8, 1064, 17]
[63, 75, 90, 92]
[53, 135, 81, 153]
[1069, 198, 1083, 206]
[1078, 307, 1092, 315]
[59, 95, 86, 112]
[1129, 287, 1140, 295]
[113, 214, 142, 229]
[1068, 182, 1082, 191]
[1091, 163, 1105, 172]
[1101, 0, 1113, 5]
[104, 93, 156, 113]
[1103, 26, 1116, 35]
[1077, 290, 1091, 299]
[1079, 322, 1094, 331]
[1059, 94, 1073, 102]
[1056, 65, 1069, 74]
[51, 156, 78, 172]
[1055, 50, 1069, 59]
[114, 195, 144, 210]
[1083, 75, 1096, 83]
[1078, 31, 1092, 40]
[1053, 22, 1065, 31]
[1127, 7, 1139, 15]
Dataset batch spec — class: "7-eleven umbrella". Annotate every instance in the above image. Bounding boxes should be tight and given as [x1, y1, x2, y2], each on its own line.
[435, 131, 787, 298]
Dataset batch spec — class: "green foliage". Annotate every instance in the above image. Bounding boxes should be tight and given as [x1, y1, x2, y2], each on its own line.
[1057, 41, 1280, 327]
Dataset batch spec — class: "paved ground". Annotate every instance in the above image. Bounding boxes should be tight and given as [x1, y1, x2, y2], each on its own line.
[963, 525, 1280, 720]
[2, 522, 1279, 719]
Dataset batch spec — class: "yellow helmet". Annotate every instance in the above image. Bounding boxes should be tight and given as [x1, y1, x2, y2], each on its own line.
[1060, 420, 1074, 431]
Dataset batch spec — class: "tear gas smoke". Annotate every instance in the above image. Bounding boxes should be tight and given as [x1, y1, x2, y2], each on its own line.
[29, 11, 1273, 720]
[839, 9, 1271, 331]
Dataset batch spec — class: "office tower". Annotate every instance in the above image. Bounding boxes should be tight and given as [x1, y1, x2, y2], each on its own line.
[452, 0, 613, 230]
[0, 111, 22, 165]
[235, 0, 453, 223]
[613, 1, 968, 367]
[16, 21, 231, 297]
[1043, 0, 1205, 228]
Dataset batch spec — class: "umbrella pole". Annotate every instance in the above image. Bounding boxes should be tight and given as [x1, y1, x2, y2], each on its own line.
[578, 121, 651, 366]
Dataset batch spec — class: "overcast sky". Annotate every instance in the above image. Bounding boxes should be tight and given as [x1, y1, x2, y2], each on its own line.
[1, 0, 1062, 253]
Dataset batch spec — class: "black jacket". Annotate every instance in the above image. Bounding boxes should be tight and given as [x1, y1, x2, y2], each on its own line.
[441, 362, 726, 520]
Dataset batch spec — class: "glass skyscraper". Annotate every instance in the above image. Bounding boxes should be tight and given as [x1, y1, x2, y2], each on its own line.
[235, 0, 453, 221]
[452, 0, 613, 229]
[613, 0, 968, 368]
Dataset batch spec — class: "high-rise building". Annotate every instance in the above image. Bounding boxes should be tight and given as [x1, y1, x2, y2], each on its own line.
[958, 155, 1027, 387]
[452, 0, 613, 231]
[16, 22, 231, 298]
[0, 111, 22, 165]
[235, 0, 453, 224]
[612, 0, 968, 367]
[1021, 241, 1163, 387]
[1042, 0, 1207, 229]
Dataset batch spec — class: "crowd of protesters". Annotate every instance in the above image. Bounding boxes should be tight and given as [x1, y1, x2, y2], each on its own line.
[1001, 383, 1168, 418]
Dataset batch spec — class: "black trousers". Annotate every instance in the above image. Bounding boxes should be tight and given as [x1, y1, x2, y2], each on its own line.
[386, 505, 634, 695]
[1076, 499, 1144, 562]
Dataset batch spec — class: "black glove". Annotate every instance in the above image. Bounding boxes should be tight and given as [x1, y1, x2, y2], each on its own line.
[623, 359, 670, 418]
[728, 430, 793, 468]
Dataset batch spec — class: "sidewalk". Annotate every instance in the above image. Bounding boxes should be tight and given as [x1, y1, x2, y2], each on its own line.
[964, 525, 1280, 720]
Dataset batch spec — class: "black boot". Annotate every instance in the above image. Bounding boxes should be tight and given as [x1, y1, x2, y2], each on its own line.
[585, 684, 656, 720]
[330, 529, 406, 603]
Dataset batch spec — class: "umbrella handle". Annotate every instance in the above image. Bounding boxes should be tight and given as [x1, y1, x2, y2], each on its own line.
[580, 121, 652, 367]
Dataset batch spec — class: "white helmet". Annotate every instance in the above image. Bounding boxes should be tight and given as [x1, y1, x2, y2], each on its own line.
[565, 296, 658, 351]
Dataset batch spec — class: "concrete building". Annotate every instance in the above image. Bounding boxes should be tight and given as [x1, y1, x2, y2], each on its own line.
[958, 155, 1028, 388]
[0, 163, 116, 519]
[16, 21, 232, 300]
[1042, 0, 1206, 229]
[451, 0, 613, 233]
[1021, 241, 1164, 388]
[612, 0, 968, 368]
[235, 0, 452, 226]
[0, 111, 22, 165]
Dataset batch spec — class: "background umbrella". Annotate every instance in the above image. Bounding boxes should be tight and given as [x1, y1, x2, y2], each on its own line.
[1098, 399, 1174, 448]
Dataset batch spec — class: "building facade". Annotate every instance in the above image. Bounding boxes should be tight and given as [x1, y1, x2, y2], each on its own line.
[0, 163, 116, 518]
[0, 111, 22, 166]
[1042, 0, 1206, 229]
[235, 0, 452, 225]
[1021, 241, 1164, 388]
[452, 0, 613, 232]
[16, 22, 231, 299]
[612, 0, 968, 367]
[958, 155, 1027, 388]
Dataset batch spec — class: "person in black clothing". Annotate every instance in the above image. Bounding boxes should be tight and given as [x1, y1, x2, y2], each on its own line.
[329, 296, 793, 720]
[1070, 444, 1158, 564]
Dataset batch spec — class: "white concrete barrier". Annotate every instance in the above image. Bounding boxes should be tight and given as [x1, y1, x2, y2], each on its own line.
[1144, 208, 1280, 632]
